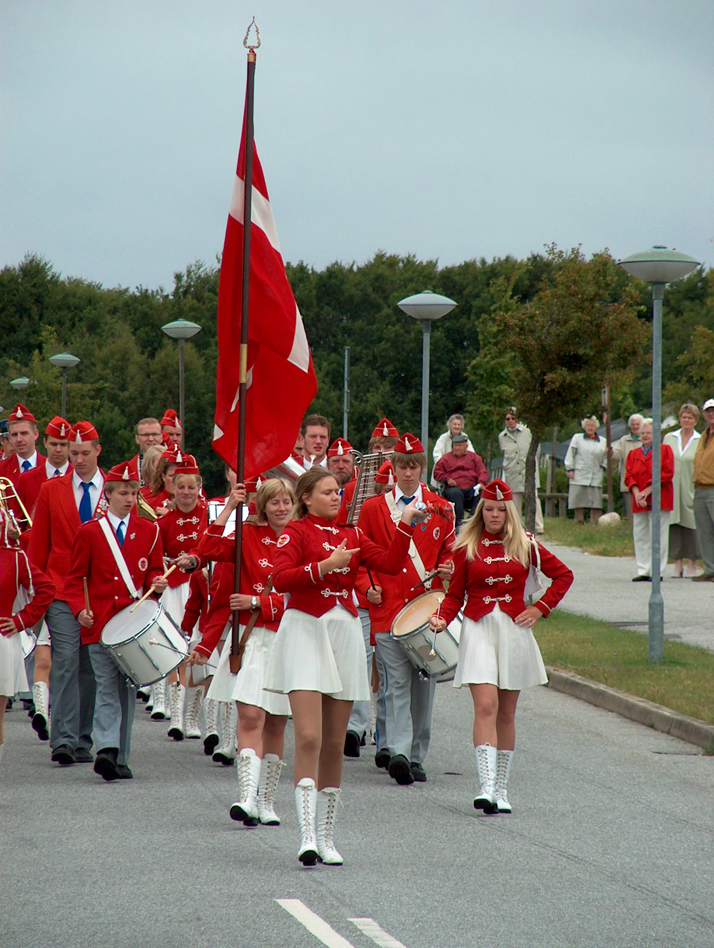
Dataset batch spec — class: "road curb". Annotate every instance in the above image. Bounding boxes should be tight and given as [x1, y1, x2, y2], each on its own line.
[545, 667, 714, 753]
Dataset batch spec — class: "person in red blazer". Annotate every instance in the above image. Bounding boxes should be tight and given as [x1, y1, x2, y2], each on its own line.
[430, 479, 573, 815]
[625, 419, 675, 581]
[27, 420, 107, 767]
[357, 433, 455, 787]
[336, 417, 400, 526]
[0, 403, 45, 486]
[16, 415, 72, 519]
[63, 462, 166, 781]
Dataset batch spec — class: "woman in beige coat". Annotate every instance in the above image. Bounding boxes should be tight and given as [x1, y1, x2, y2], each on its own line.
[664, 403, 701, 577]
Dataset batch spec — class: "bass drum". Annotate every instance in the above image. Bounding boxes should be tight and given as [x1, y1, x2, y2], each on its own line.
[390, 590, 462, 682]
[101, 600, 188, 687]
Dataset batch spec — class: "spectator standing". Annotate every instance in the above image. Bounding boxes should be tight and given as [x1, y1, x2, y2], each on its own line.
[611, 414, 644, 519]
[433, 434, 488, 525]
[498, 409, 543, 533]
[431, 414, 475, 487]
[625, 420, 674, 581]
[692, 399, 714, 582]
[564, 417, 607, 524]
[664, 404, 701, 578]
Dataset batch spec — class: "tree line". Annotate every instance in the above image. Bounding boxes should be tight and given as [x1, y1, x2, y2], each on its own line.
[1, 249, 712, 500]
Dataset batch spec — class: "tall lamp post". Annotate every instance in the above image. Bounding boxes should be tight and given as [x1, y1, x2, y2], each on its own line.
[49, 352, 81, 418]
[397, 291, 457, 459]
[618, 246, 700, 661]
[161, 319, 202, 443]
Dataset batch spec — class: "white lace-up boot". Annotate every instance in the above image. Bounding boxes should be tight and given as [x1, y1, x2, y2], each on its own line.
[167, 683, 186, 741]
[184, 687, 203, 739]
[150, 679, 168, 720]
[494, 749, 513, 813]
[202, 698, 219, 755]
[316, 787, 343, 865]
[258, 754, 284, 825]
[229, 748, 261, 825]
[295, 778, 318, 867]
[474, 744, 498, 814]
[31, 682, 50, 739]
[145, 684, 155, 713]
[212, 701, 237, 764]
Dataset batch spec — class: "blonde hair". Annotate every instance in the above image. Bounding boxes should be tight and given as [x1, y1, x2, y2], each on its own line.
[453, 497, 531, 567]
[173, 472, 202, 489]
[255, 478, 295, 522]
[679, 403, 700, 422]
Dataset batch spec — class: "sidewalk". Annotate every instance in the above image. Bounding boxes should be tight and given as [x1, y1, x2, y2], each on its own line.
[544, 541, 714, 653]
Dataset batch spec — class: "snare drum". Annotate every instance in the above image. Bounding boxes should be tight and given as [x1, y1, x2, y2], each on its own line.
[101, 600, 188, 687]
[390, 591, 462, 682]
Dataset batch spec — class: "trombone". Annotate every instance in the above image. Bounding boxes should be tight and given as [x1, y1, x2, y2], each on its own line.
[0, 476, 33, 533]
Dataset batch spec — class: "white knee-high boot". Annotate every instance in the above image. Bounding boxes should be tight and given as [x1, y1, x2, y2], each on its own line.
[494, 749, 513, 813]
[229, 748, 261, 825]
[167, 682, 186, 741]
[184, 687, 203, 739]
[145, 684, 155, 713]
[31, 682, 50, 740]
[212, 701, 237, 764]
[316, 787, 343, 865]
[474, 744, 498, 813]
[258, 754, 284, 825]
[151, 679, 168, 720]
[202, 697, 219, 755]
[295, 778, 318, 867]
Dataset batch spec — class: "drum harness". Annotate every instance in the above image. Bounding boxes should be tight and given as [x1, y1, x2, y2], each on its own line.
[99, 517, 141, 600]
[384, 493, 430, 590]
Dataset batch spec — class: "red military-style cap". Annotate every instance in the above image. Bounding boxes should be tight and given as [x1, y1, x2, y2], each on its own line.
[174, 452, 200, 476]
[393, 432, 424, 455]
[374, 460, 395, 486]
[8, 403, 37, 424]
[105, 461, 140, 483]
[45, 416, 71, 439]
[481, 478, 513, 503]
[161, 408, 182, 429]
[70, 421, 99, 443]
[327, 437, 353, 458]
[371, 418, 399, 439]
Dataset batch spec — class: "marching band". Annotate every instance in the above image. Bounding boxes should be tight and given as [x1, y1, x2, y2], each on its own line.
[0, 402, 573, 868]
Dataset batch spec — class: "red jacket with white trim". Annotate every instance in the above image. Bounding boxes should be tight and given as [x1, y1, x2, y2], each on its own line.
[0, 547, 55, 633]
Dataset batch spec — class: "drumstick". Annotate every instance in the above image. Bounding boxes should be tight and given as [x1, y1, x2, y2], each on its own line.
[130, 564, 177, 613]
[411, 568, 440, 592]
[429, 595, 444, 657]
[82, 577, 91, 616]
[366, 567, 377, 592]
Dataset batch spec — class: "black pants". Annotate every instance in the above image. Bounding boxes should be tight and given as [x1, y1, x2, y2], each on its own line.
[443, 486, 474, 525]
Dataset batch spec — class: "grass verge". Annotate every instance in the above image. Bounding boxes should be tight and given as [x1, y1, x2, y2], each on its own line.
[535, 609, 714, 726]
[541, 516, 635, 557]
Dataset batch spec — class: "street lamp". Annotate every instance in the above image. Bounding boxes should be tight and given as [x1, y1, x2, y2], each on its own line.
[49, 352, 81, 418]
[397, 290, 457, 458]
[161, 319, 202, 443]
[618, 246, 700, 661]
[10, 377, 30, 392]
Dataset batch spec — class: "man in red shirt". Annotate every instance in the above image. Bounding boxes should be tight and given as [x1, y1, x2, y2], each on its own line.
[433, 433, 489, 525]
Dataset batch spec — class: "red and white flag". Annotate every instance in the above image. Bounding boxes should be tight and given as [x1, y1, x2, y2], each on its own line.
[213, 103, 317, 477]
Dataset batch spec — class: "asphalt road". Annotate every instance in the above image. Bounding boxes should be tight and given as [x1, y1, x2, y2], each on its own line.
[2, 679, 712, 948]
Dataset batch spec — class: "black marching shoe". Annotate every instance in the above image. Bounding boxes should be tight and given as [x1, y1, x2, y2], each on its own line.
[375, 749, 391, 770]
[388, 754, 414, 785]
[343, 730, 361, 758]
[94, 747, 120, 782]
[74, 747, 94, 763]
[632, 575, 651, 582]
[410, 762, 427, 782]
[115, 764, 133, 779]
[51, 745, 75, 766]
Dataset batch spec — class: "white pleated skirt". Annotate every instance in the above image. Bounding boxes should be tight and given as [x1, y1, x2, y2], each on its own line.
[207, 624, 291, 715]
[187, 623, 224, 684]
[160, 583, 189, 629]
[264, 605, 369, 701]
[0, 632, 29, 697]
[453, 605, 548, 691]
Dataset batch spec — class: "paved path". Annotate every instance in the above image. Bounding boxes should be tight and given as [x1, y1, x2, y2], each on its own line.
[2, 682, 713, 948]
[544, 541, 714, 652]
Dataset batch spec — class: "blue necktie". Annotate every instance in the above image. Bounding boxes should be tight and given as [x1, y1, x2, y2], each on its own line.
[116, 522, 125, 546]
[22, 460, 31, 472]
[79, 482, 93, 523]
[402, 495, 415, 506]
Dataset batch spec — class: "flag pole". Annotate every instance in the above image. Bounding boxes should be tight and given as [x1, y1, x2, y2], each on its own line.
[231, 24, 259, 672]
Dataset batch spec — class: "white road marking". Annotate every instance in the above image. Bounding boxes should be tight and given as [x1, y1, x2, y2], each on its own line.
[348, 918, 408, 947]
[275, 899, 356, 948]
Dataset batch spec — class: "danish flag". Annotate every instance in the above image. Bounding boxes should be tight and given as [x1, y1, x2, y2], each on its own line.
[213, 98, 317, 477]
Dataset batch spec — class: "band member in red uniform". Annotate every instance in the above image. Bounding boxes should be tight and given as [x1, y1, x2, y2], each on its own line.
[337, 417, 399, 525]
[142, 445, 180, 514]
[63, 462, 167, 781]
[161, 409, 183, 448]
[28, 420, 106, 767]
[156, 453, 207, 734]
[0, 403, 45, 485]
[357, 433, 455, 785]
[189, 478, 295, 827]
[264, 467, 425, 867]
[131, 417, 163, 486]
[0, 511, 55, 767]
[429, 479, 573, 814]
[17, 415, 72, 518]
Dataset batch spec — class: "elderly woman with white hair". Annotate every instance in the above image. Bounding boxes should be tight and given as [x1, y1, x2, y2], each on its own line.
[625, 419, 674, 581]
[663, 404, 700, 577]
[612, 413, 644, 519]
[564, 417, 607, 524]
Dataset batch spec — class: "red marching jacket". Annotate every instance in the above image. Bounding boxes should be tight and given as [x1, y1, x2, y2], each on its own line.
[63, 513, 165, 644]
[438, 532, 573, 626]
[194, 561, 235, 656]
[181, 568, 209, 636]
[158, 502, 208, 587]
[357, 487, 455, 634]
[0, 452, 47, 487]
[0, 547, 55, 633]
[272, 513, 414, 618]
[624, 444, 674, 512]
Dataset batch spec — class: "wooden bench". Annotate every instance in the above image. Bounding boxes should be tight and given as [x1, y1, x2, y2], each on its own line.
[539, 491, 569, 518]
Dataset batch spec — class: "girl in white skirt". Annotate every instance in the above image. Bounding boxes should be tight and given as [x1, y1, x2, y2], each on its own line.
[265, 467, 424, 867]
[189, 478, 295, 827]
[429, 478, 573, 814]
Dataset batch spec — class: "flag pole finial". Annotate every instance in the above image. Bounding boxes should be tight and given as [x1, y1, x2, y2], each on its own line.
[243, 17, 261, 51]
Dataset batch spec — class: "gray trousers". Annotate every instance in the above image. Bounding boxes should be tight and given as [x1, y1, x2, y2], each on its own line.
[88, 643, 136, 765]
[48, 600, 96, 752]
[374, 633, 436, 765]
[693, 487, 714, 574]
[346, 609, 373, 737]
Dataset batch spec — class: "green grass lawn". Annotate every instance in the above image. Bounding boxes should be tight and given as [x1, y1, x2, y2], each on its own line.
[536, 609, 714, 726]
[541, 516, 635, 557]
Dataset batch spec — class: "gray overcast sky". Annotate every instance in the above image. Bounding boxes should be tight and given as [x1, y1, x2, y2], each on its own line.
[1, 0, 712, 291]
